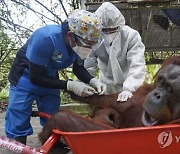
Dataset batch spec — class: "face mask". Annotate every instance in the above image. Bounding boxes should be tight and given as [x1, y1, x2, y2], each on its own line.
[73, 46, 92, 59]
[103, 32, 118, 45]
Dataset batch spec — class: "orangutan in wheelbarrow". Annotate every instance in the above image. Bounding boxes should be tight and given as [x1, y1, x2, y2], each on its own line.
[38, 56, 180, 145]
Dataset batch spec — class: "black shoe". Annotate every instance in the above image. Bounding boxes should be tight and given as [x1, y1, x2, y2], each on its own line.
[14, 136, 27, 145]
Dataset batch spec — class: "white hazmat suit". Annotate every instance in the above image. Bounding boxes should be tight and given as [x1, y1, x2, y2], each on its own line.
[84, 2, 146, 102]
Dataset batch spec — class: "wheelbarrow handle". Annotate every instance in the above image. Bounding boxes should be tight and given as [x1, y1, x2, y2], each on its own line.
[31, 111, 51, 119]
[36, 133, 61, 154]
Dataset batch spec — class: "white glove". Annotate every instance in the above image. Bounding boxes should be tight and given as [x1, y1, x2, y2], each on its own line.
[67, 81, 96, 97]
[117, 90, 133, 102]
[89, 78, 106, 95]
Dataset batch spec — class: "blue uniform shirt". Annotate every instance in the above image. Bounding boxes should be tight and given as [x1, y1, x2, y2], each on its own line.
[17, 24, 78, 94]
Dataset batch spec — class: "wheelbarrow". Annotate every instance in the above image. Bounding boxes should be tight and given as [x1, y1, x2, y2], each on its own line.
[0, 111, 180, 154]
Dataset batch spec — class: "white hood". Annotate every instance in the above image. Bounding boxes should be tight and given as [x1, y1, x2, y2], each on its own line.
[95, 2, 125, 28]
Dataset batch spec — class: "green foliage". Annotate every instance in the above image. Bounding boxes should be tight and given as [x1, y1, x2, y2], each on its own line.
[0, 24, 17, 90]
[59, 66, 76, 81]
[145, 64, 161, 84]
[0, 86, 9, 102]
[60, 90, 73, 104]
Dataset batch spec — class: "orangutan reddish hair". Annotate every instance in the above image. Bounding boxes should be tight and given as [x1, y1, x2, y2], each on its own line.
[39, 56, 180, 144]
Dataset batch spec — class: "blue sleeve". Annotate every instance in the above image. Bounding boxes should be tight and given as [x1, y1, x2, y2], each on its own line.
[26, 31, 54, 66]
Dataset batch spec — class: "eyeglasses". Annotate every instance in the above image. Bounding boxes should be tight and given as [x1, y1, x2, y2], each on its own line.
[75, 35, 98, 48]
[102, 26, 119, 34]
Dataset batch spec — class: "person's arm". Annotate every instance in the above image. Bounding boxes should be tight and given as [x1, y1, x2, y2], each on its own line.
[117, 31, 145, 102]
[29, 62, 97, 97]
[84, 52, 98, 77]
[29, 60, 99, 96]
[73, 59, 106, 95]
[72, 59, 94, 84]
[29, 62, 67, 90]
[123, 31, 146, 93]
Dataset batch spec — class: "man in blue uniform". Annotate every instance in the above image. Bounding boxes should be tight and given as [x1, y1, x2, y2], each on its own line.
[5, 9, 106, 144]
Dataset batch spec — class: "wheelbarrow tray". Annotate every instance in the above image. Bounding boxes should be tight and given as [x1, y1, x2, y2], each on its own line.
[53, 124, 180, 154]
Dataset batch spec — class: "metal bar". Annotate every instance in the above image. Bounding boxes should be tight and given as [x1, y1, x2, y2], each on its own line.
[37, 133, 60, 154]
[86, 0, 180, 11]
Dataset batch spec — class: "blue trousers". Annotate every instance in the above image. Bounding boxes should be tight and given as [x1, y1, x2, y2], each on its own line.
[5, 85, 60, 138]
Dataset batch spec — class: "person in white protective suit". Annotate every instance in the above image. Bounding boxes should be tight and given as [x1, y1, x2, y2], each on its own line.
[84, 2, 146, 102]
